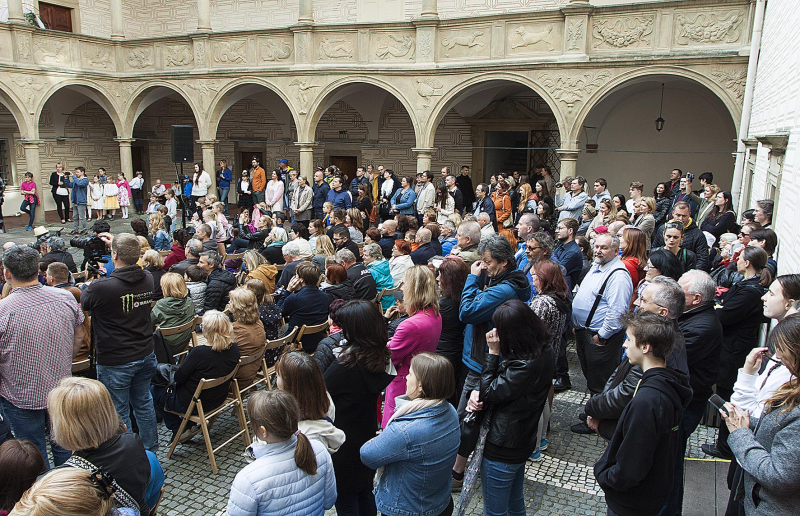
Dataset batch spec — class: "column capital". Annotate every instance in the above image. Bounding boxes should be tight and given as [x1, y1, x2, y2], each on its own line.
[20, 139, 44, 147]
[114, 138, 135, 145]
[412, 147, 436, 155]
[556, 148, 580, 161]
[197, 139, 218, 148]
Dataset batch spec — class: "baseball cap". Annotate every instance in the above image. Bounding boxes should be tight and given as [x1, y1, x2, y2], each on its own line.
[277, 159, 288, 164]
[315, 166, 324, 171]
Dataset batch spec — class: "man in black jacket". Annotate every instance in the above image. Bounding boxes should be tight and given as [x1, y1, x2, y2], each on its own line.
[332, 226, 361, 262]
[312, 169, 330, 220]
[473, 183, 497, 231]
[337, 248, 377, 301]
[43, 236, 77, 273]
[326, 209, 347, 241]
[198, 251, 236, 312]
[594, 310, 692, 516]
[277, 261, 330, 353]
[377, 220, 397, 259]
[410, 228, 436, 265]
[81, 233, 159, 452]
[169, 238, 202, 276]
[652, 201, 710, 270]
[456, 166, 475, 212]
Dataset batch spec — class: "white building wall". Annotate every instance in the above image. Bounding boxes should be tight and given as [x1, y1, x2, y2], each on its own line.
[744, 0, 800, 273]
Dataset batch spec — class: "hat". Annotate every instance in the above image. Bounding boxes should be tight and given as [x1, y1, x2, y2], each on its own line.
[315, 166, 324, 171]
[33, 226, 49, 237]
[594, 225, 608, 234]
[583, 205, 597, 218]
[393, 289, 404, 301]
[277, 159, 288, 164]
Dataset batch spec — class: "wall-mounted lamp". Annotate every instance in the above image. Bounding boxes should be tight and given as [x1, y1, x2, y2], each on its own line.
[655, 83, 665, 132]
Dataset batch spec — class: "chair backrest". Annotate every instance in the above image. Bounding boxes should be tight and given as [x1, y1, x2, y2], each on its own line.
[295, 320, 329, 351]
[275, 264, 285, 272]
[157, 317, 196, 337]
[71, 359, 90, 374]
[239, 345, 267, 367]
[195, 363, 240, 392]
[158, 250, 171, 257]
[380, 288, 398, 300]
[268, 326, 298, 350]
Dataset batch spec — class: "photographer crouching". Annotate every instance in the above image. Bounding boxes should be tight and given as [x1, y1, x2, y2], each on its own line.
[70, 220, 112, 275]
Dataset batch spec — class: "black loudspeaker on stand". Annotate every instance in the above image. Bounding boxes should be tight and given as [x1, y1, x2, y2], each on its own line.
[171, 125, 194, 229]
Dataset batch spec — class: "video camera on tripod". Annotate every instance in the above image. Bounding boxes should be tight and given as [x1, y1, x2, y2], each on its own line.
[70, 220, 110, 272]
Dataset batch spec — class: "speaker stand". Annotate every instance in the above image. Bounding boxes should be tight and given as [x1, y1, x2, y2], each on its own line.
[176, 162, 188, 229]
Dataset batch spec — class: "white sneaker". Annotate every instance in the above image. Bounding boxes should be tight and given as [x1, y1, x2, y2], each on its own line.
[15, 212, 21, 217]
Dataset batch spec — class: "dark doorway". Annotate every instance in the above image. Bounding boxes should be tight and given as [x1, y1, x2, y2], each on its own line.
[131, 145, 147, 188]
[484, 131, 528, 182]
[330, 156, 358, 183]
[39, 2, 73, 32]
[240, 152, 264, 180]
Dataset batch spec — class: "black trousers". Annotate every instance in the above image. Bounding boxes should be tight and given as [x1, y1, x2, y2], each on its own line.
[575, 328, 625, 395]
[52, 191, 70, 221]
[131, 189, 144, 213]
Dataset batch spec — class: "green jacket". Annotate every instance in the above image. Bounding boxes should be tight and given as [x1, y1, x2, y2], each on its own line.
[151, 296, 196, 355]
[368, 259, 396, 310]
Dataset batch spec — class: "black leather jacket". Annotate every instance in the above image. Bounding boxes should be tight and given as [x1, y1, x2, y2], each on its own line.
[481, 347, 553, 453]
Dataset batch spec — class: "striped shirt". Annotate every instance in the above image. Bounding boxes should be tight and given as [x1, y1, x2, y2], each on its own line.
[0, 284, 84, 410]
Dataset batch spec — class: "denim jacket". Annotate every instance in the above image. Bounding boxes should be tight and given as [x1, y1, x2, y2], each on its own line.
[360, 400, 459, 516]
[391, 188, 417, 215]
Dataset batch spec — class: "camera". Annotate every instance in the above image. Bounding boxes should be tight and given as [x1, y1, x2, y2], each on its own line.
[687, 173, 694, 180]
[555, 182, 563, 189]
[70, 220, 110, 269]
[28, 227, 63, 253]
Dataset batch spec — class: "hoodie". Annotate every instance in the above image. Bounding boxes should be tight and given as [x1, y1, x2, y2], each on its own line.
[204, 268, 237, 313]
[594, 367, 693, 516]
[151, 295, 196, 355]
[459, 269, 531, 374]
[81, 265, 154, 366]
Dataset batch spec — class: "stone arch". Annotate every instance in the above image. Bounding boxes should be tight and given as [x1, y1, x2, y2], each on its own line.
[0, 83, 32, 138]
[207, 78, 300, 142]
[122, 81, 203, 139]
[569, 65, 742, 145]
[303, 77, 421, 145]
[423, 72, 567, 150]
[35, 81, 123, 137]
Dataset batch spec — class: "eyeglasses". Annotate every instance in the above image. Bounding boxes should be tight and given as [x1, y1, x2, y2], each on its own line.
[739, 232, 750, 237]
[527, 246, 542, 251]
[665, 223, 683, 230]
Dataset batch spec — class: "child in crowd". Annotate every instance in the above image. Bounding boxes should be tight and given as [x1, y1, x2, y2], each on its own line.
[117, 172, 131, 219]
[103, 179, 119, 220]
[90, 175, 105, 221]
[157, 205, 172, 236]
[0, 439, 44, 514]
[226, 390, 336, 516]
[150, 213, 170, 251]
[405, 229, 419, 251]
[202, 209, 218, 241]
[213, 201, 232, 254]
[322, 202, 333, 228]
[165, 190, 178, 233]
[146, 194, 162, 215]
[184, 265, 207, 316]
[594, 311, 692, 516]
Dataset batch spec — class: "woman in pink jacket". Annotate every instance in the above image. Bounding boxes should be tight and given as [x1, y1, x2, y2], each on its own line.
[382, 265, 443, 427]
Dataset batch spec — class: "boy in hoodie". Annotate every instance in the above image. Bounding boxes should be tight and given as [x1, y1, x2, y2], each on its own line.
[594, 310, 692, 516]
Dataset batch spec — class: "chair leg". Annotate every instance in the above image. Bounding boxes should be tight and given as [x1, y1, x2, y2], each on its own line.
[236, 400, 251, 448]
[167, 402, 195, 459]
[196, 403, 217, 474]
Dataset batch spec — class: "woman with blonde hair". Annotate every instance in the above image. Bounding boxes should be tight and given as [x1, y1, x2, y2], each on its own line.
[243, 248, 278, 292]
[227, 390, 336, 516]
[140, 249, 165, 301]
[148, 212, 170, 251]
[152, 310, 240, 442]
[632, 197, 656, 249]
[47, 377, 155, 515]
[346, 207, 364, 243]
[382, 265, 442, 427]
[151, 272, 195, 355]
[226, 287, 267, 388]
[312, 234, 336, 273]
[695, 183, 721, 226]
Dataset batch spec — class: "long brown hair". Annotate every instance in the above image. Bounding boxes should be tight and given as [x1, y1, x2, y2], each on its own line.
[247, 390, 317, 475]
[438, 256, 469, 302]
[0, 439, 44, 511]
[621, 227, 648, 266]
[276, 352, 330, 420]
[764, 315, 800, 416]
[532, 259, 569, 299]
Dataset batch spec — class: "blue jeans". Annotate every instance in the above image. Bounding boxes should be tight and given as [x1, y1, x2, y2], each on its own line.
[659, 399, 707, 516]
[0, 397, 71, 469]
[145, 450, 165, 510]
[219, 186, 230, 214]
[482, 458, 527, 516]
[20, 199, 36, 227]
[97, 353, 159, 452]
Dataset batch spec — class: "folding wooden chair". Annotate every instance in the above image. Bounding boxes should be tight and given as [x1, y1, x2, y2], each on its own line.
[149, 487, 164, 516]
[158, 250, 171, 257]
[223, 252, 245, 273]
[237, 345, 268, 397]
[252, 327, 298, 390]
[193, 316, 207, 347]
[165, 365, 251, 474]
[293, 320, 329, 352]
[156, 318, 198, 364]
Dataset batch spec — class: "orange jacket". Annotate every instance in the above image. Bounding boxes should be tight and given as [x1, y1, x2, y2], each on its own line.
[252, 166, 266, 192]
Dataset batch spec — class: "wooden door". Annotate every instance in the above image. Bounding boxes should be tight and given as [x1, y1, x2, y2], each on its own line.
[330, 156, 358, 183]
[39, 2, 73, 32]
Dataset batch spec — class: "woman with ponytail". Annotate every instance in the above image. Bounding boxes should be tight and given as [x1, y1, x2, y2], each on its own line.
[226, 390, 336, 516]
[722, 314, 800, 516]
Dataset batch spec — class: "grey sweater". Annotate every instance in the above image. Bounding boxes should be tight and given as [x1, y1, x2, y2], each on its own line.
[728, 404, 800, 516]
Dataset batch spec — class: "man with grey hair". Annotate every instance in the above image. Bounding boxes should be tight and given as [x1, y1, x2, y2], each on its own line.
[199, 250, 235, 312]
[571, 233, 633, 395]
[515, 213, 541, 269]
[753, 199, 773, 228]
[278, 240, 303, 289]
[411, 227, 435, 265]
[477, 212, 495, 240]
[451, 220, 481, 265]
[362, 243, 395, 310]
[169, 238, 203, 276]
[196, 224, 217, 252]
[441, 219, 458, 255]
[43, 236, 77, 273]
[337, 248, 377, 301]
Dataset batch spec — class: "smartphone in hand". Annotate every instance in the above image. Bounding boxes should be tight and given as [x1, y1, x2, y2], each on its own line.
[708, 394, 729, 416]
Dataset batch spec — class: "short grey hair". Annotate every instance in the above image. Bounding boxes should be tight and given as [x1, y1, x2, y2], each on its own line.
[527, 231, 555, 256]
[650, 276, 686, 320]
[519, 213, 541, 232]
[477, 212, 491, 224]
[680, 270, 715, 303]
[417, 228, 432, 244]
[363, 243, 384, 260]
[46, 236, 66, 252]
[200, 250, 223, 268]
[595, 233, 620, 251]
[442, 220, 456, 233]
[336, 248, 356, 264]
[457, 221, 481, 246]
[477, 234, 515, 271]
[282, 240, 301, 258]
[186, 238, 203, 258]
[2, 245, 39, 281]
[198, 224, 212, 238]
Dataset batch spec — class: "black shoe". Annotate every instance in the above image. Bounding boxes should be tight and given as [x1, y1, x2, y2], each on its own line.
[570, 421, 594, 434]
[579, 412, 587, 422]
[701, 443, 733, 460]
[553, 377, 572, 393]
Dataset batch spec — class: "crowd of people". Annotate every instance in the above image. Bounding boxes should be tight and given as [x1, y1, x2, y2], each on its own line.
[0, 158, 797, 516]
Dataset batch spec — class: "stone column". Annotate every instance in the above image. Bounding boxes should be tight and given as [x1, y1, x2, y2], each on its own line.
[420, 0, 438, 19]
[199, 140, 217, 191]
[22, 140, 46, 225]
[298, 0, 313, 25]
[116, 138, 134, 180]
[110, 0, 124, 39]
[556, 148, 580, 180]
[197, 0, 212, 32]
[296, 142, 316, 177]
[7, 0, 25, 24]
[412, 148, 435, 175]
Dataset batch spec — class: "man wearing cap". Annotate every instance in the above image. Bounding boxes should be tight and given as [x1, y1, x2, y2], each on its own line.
[312, 168, 330, 220]
[251, 156, 266, 205]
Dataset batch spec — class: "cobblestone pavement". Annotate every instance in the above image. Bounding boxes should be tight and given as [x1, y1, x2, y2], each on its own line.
[0, 218, 720, 515]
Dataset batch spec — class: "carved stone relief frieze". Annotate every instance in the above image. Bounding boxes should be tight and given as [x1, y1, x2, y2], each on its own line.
[675, 11, 744, 46]
[194, 40, 206, 64]
[109, 82, 138, 109]
[213, 40, 247, 64]
[126, 48, 154, 69]
[11, 75, 46, 114]
[375, 34, 414, 60]
[185, 80, 220, 113]
[82, 44, 113, 69]
[415, 77, 443, 108]
[440, 30, 487, 58]
[538, 70, 613, 114]
[17, 35, 31, 60]
[260, 39, 293, 62]
[289, 79, 320, 114]
[566, 19, 584, 51]
[592, 16, 654, 49]
[710, 66, 747, 100]
[34, 40, 69, 65]
[508, 24, 557, 53]
[418, 32, 433, 58]
[318, 37, 355, 60]
[165, 45, 194, 67]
